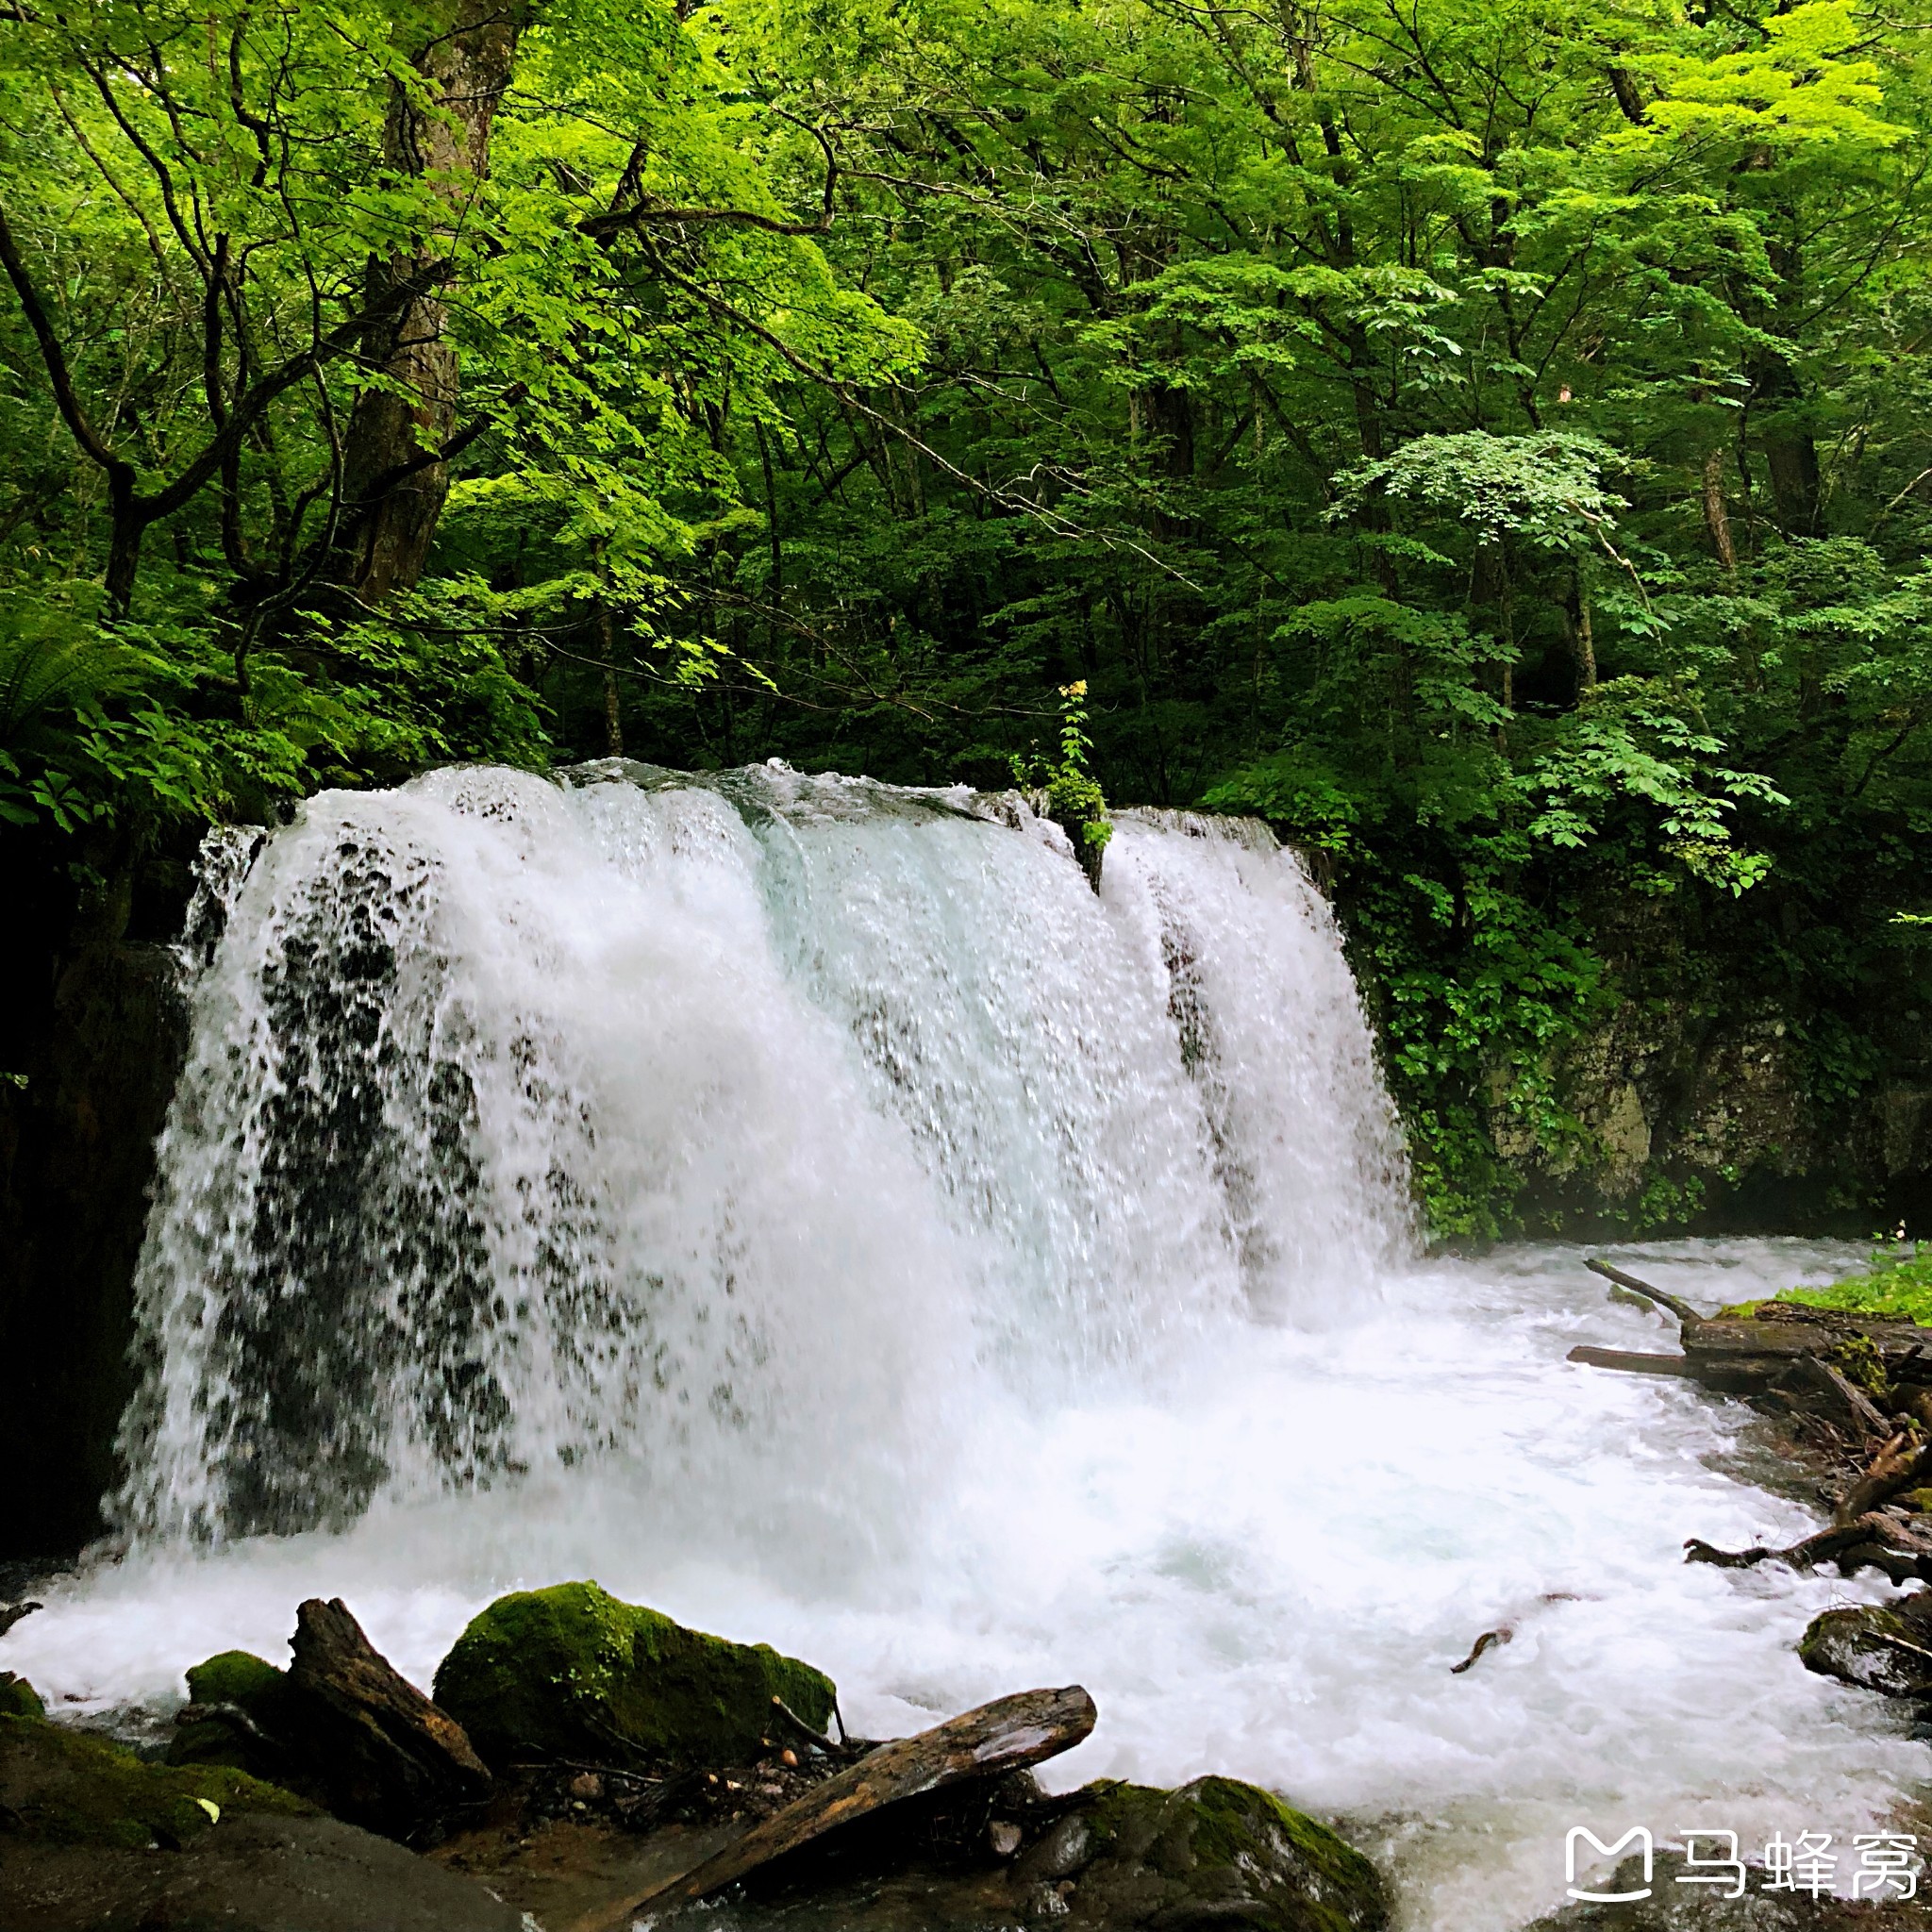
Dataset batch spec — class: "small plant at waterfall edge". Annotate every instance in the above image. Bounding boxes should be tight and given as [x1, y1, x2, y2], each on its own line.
[1010, 683, 1112, 867]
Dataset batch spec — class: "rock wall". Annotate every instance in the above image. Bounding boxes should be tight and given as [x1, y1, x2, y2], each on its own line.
[1474, 888, 1932, 1236]
[0, 941, 189, 1562]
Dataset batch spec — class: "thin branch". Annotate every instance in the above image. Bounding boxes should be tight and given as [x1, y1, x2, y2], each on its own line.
[0, 195, 126, 475]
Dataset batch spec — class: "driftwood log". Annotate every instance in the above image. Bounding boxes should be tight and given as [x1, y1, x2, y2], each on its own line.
[285, 1597, 491, 1835]
[619, 1683, 1097, 1922]
[1584, 1257, 1702, 1324]
[1569, 1258, 1932, 1414]
[1684, 1512, 1932, 1587]
[1565, 1345, 1695, 1377]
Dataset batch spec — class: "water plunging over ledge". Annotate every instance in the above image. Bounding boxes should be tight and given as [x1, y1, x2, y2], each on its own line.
[9, 765, 1927, 1928]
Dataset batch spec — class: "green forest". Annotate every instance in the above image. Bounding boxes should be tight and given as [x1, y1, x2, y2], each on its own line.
[4, 0, 1931, 1237]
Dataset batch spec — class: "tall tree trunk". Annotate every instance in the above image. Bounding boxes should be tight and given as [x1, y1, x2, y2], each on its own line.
[1701, 448, 1738, 572]
[1741, 225, 1820, 537]
[1564, 575, 1598, 696]
[335, 2, 525, 600]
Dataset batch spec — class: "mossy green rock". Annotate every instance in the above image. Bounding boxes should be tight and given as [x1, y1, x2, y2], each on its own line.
[0, 1672, 45, 1719]
[186, 1649, 286, 1709]
[168, 1648, 293, 1774]
[431, 1579, 837, 1769]
[0, 1711, 308, 1851]
[1799, 1602, 1931, 1696]
[1023, 1775, 1387, 1932]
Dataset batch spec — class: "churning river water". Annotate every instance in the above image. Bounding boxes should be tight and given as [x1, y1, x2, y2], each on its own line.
[7, 766, 1925, 1927]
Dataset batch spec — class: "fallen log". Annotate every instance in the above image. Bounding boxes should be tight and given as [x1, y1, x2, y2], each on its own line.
[285, 1597, 491, 1836]
[1567, 1344, 1695, 1376]
[619, 1684, 1096, 1921]
[1836, 1431, 1932, 1525]
[1788, 1352, 1892, 1441]
[1685, 1514, 1932, 1586]
[1585, 1258, 1702, 1325]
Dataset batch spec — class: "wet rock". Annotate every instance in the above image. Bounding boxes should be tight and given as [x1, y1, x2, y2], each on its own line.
[1024, 1808, 1095, 1881]
[0, 1672, 44, 1719]
[1046, 1775, 1388, 1932]
[189, 1648, 287, 1710]
[0, 1706, 308, 1852]
[1798, 1597, 1932, 1696]
[433, 1578, 837, 1769]
[167, 1647, 295, 1776]
[2, 1806, 526, 1931]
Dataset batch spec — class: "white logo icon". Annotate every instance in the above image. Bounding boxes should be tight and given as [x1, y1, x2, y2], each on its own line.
[1566, 1826, 1654, 1903]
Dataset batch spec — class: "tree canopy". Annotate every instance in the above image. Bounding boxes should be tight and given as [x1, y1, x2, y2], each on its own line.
[6, 0, 1932, 1232]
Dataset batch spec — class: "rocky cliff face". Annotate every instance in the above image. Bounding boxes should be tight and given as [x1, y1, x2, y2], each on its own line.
[0, 940, 190, 1562]
[1475, 889, 1932, 1235]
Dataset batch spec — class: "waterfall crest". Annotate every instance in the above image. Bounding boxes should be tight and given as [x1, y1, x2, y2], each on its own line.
[115, 763, 1409, 1543]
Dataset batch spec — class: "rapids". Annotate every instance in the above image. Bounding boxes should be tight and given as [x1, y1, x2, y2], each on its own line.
[8, 764, 1926, 1928]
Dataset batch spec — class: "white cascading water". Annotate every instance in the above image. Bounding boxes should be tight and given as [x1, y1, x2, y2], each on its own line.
[9, 763, 1927, 1929]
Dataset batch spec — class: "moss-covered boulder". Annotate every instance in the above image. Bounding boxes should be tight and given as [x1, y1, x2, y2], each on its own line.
[0, 1672, 45, 1719]
[1016, 1775, 1387, 1932]
[187, 1649, 286, 1709]
[432, 1580, 837, 1769]
[1799, 1602, 1932, 1696]
[0, 1710, 308, 1852]
[167, 1648, 293, 1775]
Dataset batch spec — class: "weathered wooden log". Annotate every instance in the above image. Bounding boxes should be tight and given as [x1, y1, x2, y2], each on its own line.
[621, 1684, 1096, 1920]
[1836, 1433, 1932, 1524]
[1567, 1345, 1695, 1376]
[285, 1597, 491, 1836]
[1585, 1258, 1702, 1325]
[1685, 1513, 1932, 1585]
[1788, 1352, 1892, 1440]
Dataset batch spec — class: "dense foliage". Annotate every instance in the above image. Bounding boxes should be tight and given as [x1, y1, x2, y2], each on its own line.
[5, 0, 1932, 1234]
[1776, 1245, 1932, 1324]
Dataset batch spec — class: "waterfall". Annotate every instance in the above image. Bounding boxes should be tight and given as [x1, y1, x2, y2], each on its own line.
[115, 762, 1409, 1545]
[20, 761, 1924, 1932]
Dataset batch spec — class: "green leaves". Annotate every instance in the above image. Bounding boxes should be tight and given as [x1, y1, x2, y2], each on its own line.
[1332, 432, 1628, 553]
[1518, 677, 1786, 892]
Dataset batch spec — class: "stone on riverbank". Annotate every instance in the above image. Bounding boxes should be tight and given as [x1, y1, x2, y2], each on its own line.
[433, 1578, 837, 1769]
[1, 1714, 519, 1932]
[1024, 1775, 1388, 1932]
[1799, 1594, 1932, 1696]
[1, 1707, 308, 1852]
[0, 1671, 44, 1719]
[168, 1648, 293, 1775]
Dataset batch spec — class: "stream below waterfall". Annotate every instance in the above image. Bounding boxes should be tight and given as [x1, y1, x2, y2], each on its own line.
[8, 766, 1929, 1929]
